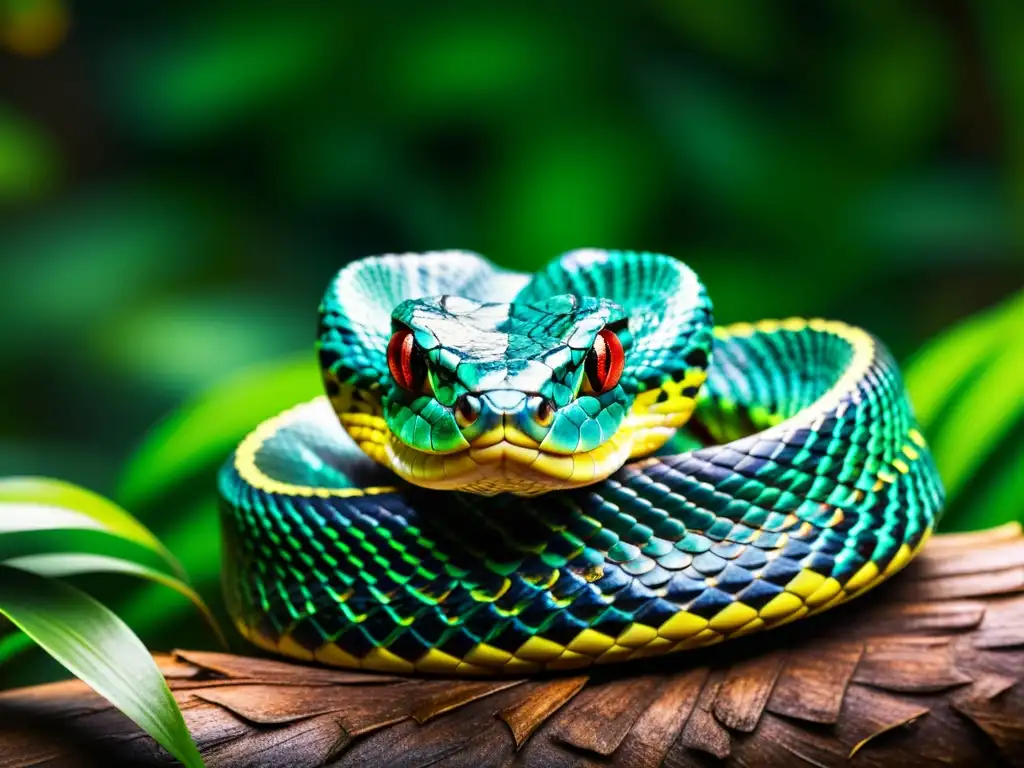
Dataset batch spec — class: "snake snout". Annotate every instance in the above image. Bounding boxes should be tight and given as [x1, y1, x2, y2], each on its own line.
[455, 390, 555, 445]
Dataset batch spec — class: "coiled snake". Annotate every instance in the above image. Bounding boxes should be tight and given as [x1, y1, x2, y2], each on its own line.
[218, 249, 944, 675]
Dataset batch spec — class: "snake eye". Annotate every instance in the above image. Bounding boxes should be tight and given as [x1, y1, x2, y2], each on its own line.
[387, 329, 425, 393]
[585, 328, 625, 394]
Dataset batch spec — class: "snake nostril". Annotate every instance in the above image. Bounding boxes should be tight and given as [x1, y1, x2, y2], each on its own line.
[532, 397, 555, 427]
[454, 395, 480, 429]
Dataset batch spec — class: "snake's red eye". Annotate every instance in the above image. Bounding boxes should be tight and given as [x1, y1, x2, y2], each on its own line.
[387, 329, 423, 392]
[585, 328, 625, 394]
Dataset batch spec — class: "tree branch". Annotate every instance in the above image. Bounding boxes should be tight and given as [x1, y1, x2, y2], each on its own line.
[2, 524, 1023, 767]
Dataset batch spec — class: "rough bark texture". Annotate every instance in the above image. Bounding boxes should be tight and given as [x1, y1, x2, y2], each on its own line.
[1, 524, 1023, 768]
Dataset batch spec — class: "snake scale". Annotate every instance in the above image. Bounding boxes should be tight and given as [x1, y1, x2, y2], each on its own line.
[218, 249, 944, 676]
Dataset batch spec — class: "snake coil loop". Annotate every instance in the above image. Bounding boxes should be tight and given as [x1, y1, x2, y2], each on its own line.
[219, 250, 944, 676]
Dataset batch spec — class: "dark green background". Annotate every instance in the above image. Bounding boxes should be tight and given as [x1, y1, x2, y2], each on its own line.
[1, 2, 1022, 685]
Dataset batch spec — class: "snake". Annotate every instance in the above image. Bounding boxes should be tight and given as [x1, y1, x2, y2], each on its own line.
[218, 249, 944, 676]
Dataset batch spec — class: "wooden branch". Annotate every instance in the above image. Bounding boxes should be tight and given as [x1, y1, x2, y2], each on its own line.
[2, 524, 1023, 767]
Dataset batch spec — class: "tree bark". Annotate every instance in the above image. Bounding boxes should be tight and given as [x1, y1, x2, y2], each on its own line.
[1, 524, 1023, 768]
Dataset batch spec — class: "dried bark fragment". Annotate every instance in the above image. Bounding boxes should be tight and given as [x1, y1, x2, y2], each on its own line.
[853, 638, 974, 693]
[498, 677, 588, 749]
[923, 522, 1022, 553]
[614, 667, 709, 768]
[748, 712, 849, 768]
[330, 683, 525, 768]
[195, 683, 372, 724]
[175, 649, 403, 685]
[410, 679, 524, 724]
[951, 674, 1024, 767]
[838, 684, 930, 758]
[152, 653, 202, 679]
[951, 673, 1017, 705]
[973, 596, 1024, 650]
[766, 641, 863, 724]
[712, 652, 784, 732]
[196, 680, 461, 735]
[547, 675, 665, 756]
[907, 539, 1024, 579]
[892, 567, 1024, 602]
[852, 599, 987, 635]
[202, 714, 348, 768]
[671, 671, 731, 760]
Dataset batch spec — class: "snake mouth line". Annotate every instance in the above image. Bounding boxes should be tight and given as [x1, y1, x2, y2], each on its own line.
[384, 430, 635, 495]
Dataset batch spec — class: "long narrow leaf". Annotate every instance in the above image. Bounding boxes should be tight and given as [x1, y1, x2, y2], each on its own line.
[0, 528, 169, 568]
[927, 338, 1024, 503]
[904, 288, 1024, 429]
[4, 553, 227, 648]
[904, 289, 1024, 530]
[0, 478, 184, 578]
[0, 565, 205, 767]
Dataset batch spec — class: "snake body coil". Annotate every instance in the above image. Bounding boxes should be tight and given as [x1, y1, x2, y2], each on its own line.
[218, 250, 944, 675]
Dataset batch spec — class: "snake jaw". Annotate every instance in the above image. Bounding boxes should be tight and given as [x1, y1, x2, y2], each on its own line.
[382, 426, 636, 496]
[374, 378, 707, 496]
[381, 386, 642, 495]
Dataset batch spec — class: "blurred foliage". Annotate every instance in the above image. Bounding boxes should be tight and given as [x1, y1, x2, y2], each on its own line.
[0, 104, 56, 199]
[1, 3, 1022, 686]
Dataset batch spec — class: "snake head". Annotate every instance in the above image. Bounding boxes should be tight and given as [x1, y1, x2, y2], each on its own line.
[377, 294, 639, 495]
[318, 249, 714, 497]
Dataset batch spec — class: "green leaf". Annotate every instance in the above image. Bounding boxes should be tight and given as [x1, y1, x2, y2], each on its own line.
[0, 528, 167, 567]
[89, 292, 307, 394]
[5, 553, 227, 648]
[954, 438, 1024, 532]
[117, 353, 319, 510]
[906, 288, 1024, 425]
[926, 336, 1024, 501]
[0, 479, 226, 661]
[904, 289, 1024, 429]
[904, 289, 1024, 529]
[0, 477, 183, 578]
[0, 565, 205, 768]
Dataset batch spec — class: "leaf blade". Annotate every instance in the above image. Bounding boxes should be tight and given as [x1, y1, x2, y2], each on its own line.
[927, 338, 1024, 503]
[0, 565, 205, 768]
[5, 553, 227, 648]
[904, 289, 1024, 530]
[0, 477, 183, 578]
[904, 288, 1024, 429]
